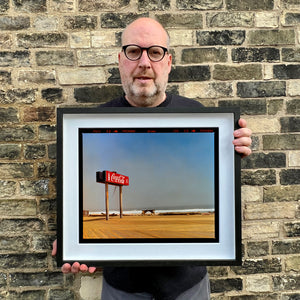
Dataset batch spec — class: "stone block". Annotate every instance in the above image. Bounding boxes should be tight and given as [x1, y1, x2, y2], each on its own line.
[0, 218, 44, 233]
[284, 222, 300, 237]
[245, 117, 280, 133]
[218, 99, 266, 115]
[34, 16, 58, 31]
[0, 144, 21, 160]
[241, 152, 286, 169]
[280, 117, 300, 132]
[13, 0, 46, 12]
[248, 30, 295, 46]
[247, 241, 269, 257]
[289, 151, 300, 167]
[267, 99, 284, 115]
[272, 240, 300, 254]
[23, 107, 55, 122]
[0, 125, 35, 142]
[274, 65, 300, 79]
[263, 134, 300, 150]
[241, 185, 262, 203]
[284, 13, 300, 25]
[0, 235, 30, 252]
[74, 85, 124, 103]
[57, 68, 106, 85]
[280, 169, 300, 185]
[36, 51, 75, 66]
[237, 81, 286, 98]
[37, 162, 56, 178]
[0, 35, 12, 49]
[49, 290, 75, 299]
[169, 66, 210, 82]
[0, 71, 11, 85]
[245, 275, 272, 292]
[101, 13, 147, 29]
[77, 49, 119, 66]
[226, 0, 274, 10]
[287, 80, 300, 96]
[24, 144, 46, 159]
[0, 253, 47, 269]
[213, 64, 262, 80]
[286, 99, 300, 114]
[0, 108, 19, 123]
[232, 47, 280, 62]
[207, 12, 254, 27]
[0, 89, 37, 104]
[41, 88, 63, 103]
[264, 185, 300, 202]
[80, 276, 103, 300]
[210, 278, 243, 293]
[18, 70, 56, 84]
[0, 199, 36, 216]
[182, 47, 228, 63]
[17, 33, 68, 48]
[255, 12, 279, 28]
[0, 0, 9, 13]
[0, 51, 30, 67]
[0, 163, 33, 179]
[169, 30, 193, 46]
[241, 169, 276, 185]
[282, 48, 300, 62]
[0, 180, 17, 198]
[243, 221, 280, 239]
[156, 13, 203, 28]
[197, 30, 245, 45]
[38, 125, 56, 141]
[71, 32, 91, 48]
[273, 274, 300, 291]
[20, 179, 49, 196]
[51, 0, 75, 12]
[0, 16, 30, 30]
[79, 0, 130, 11]
[91, 31, 116, 48]
[138, 0, 170, 10]
[64, 15, 97, 30]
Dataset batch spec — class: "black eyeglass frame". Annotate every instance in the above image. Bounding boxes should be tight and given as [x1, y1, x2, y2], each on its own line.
[122, 44, 169, 62]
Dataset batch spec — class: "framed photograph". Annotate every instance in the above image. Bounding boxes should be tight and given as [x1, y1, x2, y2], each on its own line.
[56, 107, 241, 266]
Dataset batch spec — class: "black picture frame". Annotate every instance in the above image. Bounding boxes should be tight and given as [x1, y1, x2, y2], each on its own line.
[56, 107, 241, 267]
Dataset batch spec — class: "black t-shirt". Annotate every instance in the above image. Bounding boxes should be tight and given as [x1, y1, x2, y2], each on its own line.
[100, 93, 207, 300]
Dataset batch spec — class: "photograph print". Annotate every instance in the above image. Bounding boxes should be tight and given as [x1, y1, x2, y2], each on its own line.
[79, 126, 219, 243]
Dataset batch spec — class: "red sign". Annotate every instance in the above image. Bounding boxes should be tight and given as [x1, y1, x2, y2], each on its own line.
[96, 171, 129, 186]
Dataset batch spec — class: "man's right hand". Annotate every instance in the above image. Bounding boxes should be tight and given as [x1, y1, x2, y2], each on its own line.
[52, 240, 97, 274]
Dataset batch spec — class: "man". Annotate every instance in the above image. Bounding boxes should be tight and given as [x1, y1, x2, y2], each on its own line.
[52, 17, 252, 299]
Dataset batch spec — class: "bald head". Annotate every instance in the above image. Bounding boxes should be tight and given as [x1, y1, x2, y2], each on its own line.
[121, 18, 170, 49]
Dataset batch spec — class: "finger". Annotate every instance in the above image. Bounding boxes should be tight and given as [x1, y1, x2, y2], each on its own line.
[61, 263, 72, 273]
[232, 137, 252, 147]
[71, 262, 81, 273]
[80, 264, 89, 272]
[88, 267, 97, 273]
[52, 240, 57, 256]
[234, 128, 252, 138]
[234, 145, 252, 157]
[238, 118, 247, 128]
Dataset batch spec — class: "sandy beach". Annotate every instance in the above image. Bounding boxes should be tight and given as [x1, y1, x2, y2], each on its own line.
[82, 213, 215, 239]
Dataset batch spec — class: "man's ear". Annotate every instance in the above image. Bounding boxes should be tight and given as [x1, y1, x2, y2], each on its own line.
[167, 54, 172, 73]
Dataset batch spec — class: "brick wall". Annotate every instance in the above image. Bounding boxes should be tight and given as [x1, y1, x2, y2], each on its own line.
[0, 0, 299, 299]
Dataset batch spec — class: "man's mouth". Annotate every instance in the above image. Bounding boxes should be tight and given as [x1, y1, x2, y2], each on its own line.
[135, 76, 153, 83]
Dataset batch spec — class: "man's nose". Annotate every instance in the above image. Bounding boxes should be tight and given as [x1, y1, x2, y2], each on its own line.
[138, 49, 151, 67]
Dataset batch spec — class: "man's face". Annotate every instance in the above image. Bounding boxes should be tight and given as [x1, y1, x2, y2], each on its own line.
[118, 19, 172, 107]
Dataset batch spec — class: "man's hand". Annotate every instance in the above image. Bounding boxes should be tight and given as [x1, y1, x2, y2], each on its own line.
[233, 118, 252, 158]
[52, 240, 97, 274]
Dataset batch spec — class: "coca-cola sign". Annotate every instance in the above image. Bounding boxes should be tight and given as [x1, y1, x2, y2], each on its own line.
[96, 171, 129, 186]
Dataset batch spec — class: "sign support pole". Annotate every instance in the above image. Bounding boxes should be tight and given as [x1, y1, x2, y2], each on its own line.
[119, 186, 123, 218]
[105, 183, 109, 220]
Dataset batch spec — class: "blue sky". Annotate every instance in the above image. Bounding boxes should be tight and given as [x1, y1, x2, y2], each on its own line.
[82, 130, 215, 211]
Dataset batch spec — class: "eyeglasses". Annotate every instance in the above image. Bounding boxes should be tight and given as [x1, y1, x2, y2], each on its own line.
[122, 44, 168, 62]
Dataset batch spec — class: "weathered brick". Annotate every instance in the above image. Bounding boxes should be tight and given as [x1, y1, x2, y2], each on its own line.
[34, 16, 58, 31]
[267, 99, 284, 115]
[36, 51, 75, 66]
[232, 47, 280, 62]
[23, 107, 55, 122]
[255, 12, 278, 28]
[13, 0, 46, 12]
[0, 163, 33, 179]
[169, 66, 210, 82]
[0, 89, 37, 104]
[0, 235, 30, 252]
[177, 0, 223, 10]
[0, 181, 17, 198]
[17, 33, 68, 48]
[0, 218, 44, 233]
[8, 290, 46, 299]
[273, 274, 300, 291]
[237, 81, 286, 98]
[38, 125, 56, 141]
[37, 162, 56, 178]
[18, 71, 56, 85]
[207, 266, 228, 277]
[48, 144, 56, 159]
[287, 80, 300, 96]
[81, 0, 131, 11]
[0, 16, 30, 30]
[156, 13, 203, 28]
[230, 295, 278, 300]
[274, 65, 300, 79]
[247, 241, 269, 257]
[49, 289, 75, 300]
[243, 222, 280, 240]
[0, 51, 30, 67]
[51, 0, 75, 12]
[57, 68, 106, 85]
[169, 30, 194, 46]
[244, 202, 296, 220]
[77, 49, 119, 66]
[32, 233, 55, 251]
[272, 240, 300, 255]
[210, 278, 243, 293]
[138, 0, 170, 10]
[20, 179, 49, 196]
[241, 169, 276, 185]
[0, 125, 35, 142]
[280, 117, 300, 132]
[226, 0, 274, 10]
[0, 253, 47, 269]
[101, 13, 147, 28]
[245, 275, 272, 293]
[263, 134, 300, 150]
[24, 144, 46, 159]
[264, 185, 300, 202]
[280, 169, 300, 185]
[0, 108, 19, 123]
[248, 30, 295, 46]
[245, 117, 280, 133]
[64, 15, 97, 29]
[232, 258, 281, 275]
[0, 144, 21, 160]
[182, 47, 227, 63]
[284, 222, 300, 237]
[0, 199, 36, 216]
[284, 13, 300, 25]
[219, 99, 266, 115]
[285, 256, 300, 272]
[40, 198, 56, 214]
[0, 0, 9, 13]
[282, 0, 300, 8]
[74, 85, 124, 103]
[183, 82, 233, 99]
[9, 271, 64, 287]
[197, 30, 245, 45]
[282, 48, 300, 62]
[108, 68, 121, 84]
[0, 35, 12, 49]
[0, 71, 11, 85]
[289, 151, 300, 167]
[41, 88, 63, 104]
[207, 12, 254, 27]
[213, 64, 262, 80]
[241, 152, 286, 169]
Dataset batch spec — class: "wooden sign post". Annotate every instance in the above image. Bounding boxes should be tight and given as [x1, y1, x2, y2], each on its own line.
[96, 171, 129, 220]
